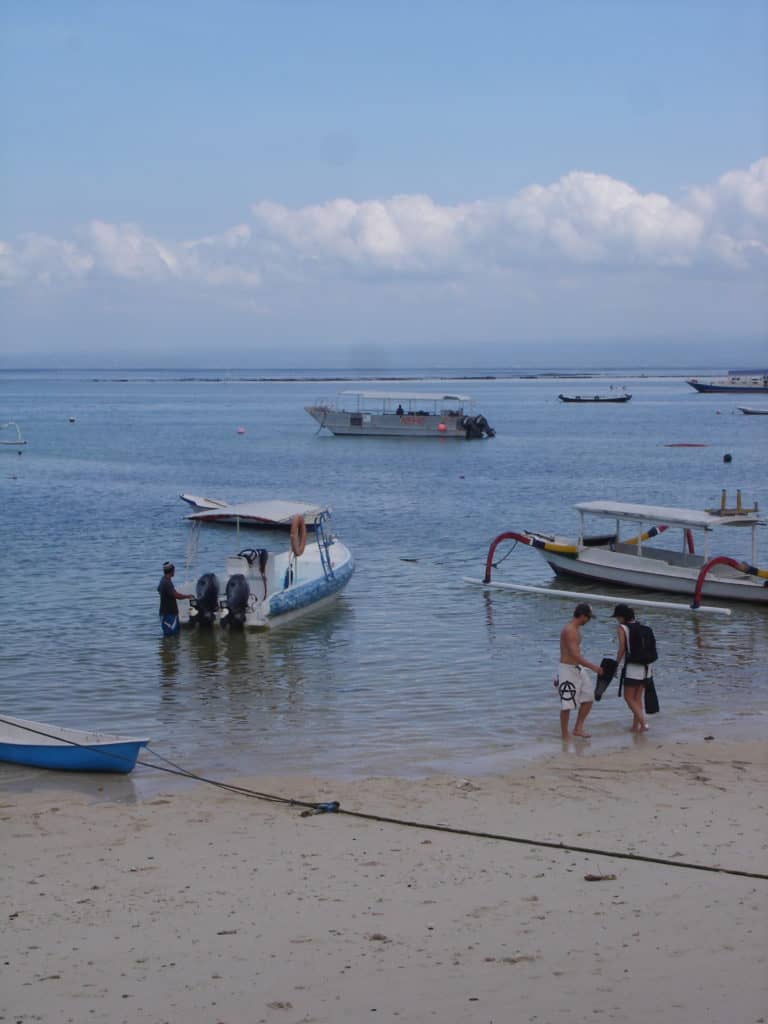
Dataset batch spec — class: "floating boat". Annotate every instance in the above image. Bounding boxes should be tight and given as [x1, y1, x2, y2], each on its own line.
[558, 390, 631, 404]
[687, 370, 768, 394]
[739, 407, 768, 416]
[0, 421, 27, 450]
[180, 495, 328, 529]
[305, 392, 495, 439]
[181, 509, 354, 629]
[477, 491, 768, 607]
[0, 715, 148, 773]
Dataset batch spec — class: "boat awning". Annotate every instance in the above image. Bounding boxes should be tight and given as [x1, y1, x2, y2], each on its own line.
[188, 499, 328, 525]
[339, 391, 471, 402]
[574, 501, 765, 529]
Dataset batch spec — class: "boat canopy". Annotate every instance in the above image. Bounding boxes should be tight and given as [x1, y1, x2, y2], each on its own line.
[574, 501, 765, 530]
[188, 499, 327, 525]
[340, 391, 471, 402]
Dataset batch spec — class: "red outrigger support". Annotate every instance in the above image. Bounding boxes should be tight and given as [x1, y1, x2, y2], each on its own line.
[691, 555, 753, 609]
[483, 532, 535, 584]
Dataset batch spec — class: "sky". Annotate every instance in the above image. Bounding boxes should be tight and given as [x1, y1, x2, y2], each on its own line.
[1, 0, 766, 369]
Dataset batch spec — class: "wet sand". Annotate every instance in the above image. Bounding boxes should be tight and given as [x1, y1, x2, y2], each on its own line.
[2, 737, 766, 1023]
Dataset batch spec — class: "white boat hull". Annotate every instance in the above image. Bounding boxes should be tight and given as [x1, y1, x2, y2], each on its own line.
[306, 406, 476, 438]
[538, 549, 768, 604]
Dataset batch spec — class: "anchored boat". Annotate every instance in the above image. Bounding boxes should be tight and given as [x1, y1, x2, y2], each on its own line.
[0, 715, 148, 773]
[0, 421, 27, 450]
[476, 491, 768, 608]
[180, 509, 354, 629]
[687, 370, 768, 394]
[558, 390, 631, 404]
[305, 391, 495, 439]
[180, 495, 328, 529]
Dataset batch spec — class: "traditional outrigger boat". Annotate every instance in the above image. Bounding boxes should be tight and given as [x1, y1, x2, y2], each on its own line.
[470, 491, 767, 609]
[558, 388, 631, 404]
[305, 391, 495, 439]
[180, 509, 354, 629]
[0, 715, 148, 773]
[0, 421, 27, 450]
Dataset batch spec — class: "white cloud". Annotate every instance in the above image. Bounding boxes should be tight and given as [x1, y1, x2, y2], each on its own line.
[1, 159, 766, 289]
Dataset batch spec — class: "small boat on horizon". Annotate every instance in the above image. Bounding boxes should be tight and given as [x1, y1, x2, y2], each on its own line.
[305, 391, 495, 439]
[475, 491, 768, 608]
[687, 370, 768, 394]
[558, 388, 631, 404]
[0, 714, 148, 773]
[739, 406, 768, 416]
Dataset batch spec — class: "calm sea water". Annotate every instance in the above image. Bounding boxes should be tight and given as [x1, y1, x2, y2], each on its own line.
[1, 368, 766, 793]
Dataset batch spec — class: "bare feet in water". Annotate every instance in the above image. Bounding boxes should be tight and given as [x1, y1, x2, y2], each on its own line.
[573, 730, 591, 739]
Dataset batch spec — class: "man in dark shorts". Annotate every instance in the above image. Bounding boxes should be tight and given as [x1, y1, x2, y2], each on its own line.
[157, 562, 193, 636]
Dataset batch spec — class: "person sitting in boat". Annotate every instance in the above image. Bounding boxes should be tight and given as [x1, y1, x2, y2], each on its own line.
[157, 562, 193, 637]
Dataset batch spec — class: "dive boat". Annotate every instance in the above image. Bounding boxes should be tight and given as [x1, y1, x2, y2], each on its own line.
[180, 509, 354, 629]
[479, 492, 768, 607]
[180, 495, 328, 529]
[686, 370, 768, 394]
[0, 714, 148, 773]
[305, 391, 495, 439]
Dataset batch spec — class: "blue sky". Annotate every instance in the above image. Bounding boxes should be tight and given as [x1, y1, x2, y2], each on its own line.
[1, 0, 766, 368]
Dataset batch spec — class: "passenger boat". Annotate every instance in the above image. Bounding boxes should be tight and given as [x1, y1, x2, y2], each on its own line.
[181, 509, 354, 629]
[687, 370, 768, 393]
[478, 492, 768, 607]
[0, 421, 27, 450]
[558, 389, 631, 404]
[180, 495, 328, 529]
[305, 392, 495, 439]
[0, 715, 148, 773]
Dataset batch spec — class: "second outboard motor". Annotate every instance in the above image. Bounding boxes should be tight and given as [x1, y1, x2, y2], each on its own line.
[222, 573, 250, 629]
[192, 572, 220, 627]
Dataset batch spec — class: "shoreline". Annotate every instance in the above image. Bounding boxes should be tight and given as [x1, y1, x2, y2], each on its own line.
[3, 736, 766, 1023]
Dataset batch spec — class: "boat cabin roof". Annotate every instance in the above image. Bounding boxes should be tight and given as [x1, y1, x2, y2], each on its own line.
[188, 499, 328, 525]
[340, 391, 471, 402]
[574, 500, 764, 529]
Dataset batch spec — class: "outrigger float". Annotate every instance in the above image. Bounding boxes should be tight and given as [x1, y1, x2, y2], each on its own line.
[465, 491, 768, 614]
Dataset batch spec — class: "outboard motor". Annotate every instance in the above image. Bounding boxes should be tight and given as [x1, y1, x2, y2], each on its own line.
[222, 573, 250, 630]
[191, 572, 220, 627]
[460, 414, 495, 439]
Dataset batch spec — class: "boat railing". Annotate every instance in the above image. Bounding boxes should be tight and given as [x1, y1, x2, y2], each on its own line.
[314, 511, 336, 580]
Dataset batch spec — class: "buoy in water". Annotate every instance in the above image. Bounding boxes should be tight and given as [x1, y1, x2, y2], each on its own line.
[437, 423, 447, 433]
[68, 416, 76, 423]
[236, 426, 246, 435]
[723, 453, 733, 463]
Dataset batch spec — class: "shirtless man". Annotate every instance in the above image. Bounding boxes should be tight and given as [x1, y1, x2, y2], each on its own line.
[557, 602, 602, 740]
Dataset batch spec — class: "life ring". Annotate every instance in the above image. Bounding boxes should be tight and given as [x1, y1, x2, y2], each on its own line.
[290, 514, 307, 557]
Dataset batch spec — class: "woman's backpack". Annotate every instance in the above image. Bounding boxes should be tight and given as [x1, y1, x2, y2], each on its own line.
[627, 622, 658, 665]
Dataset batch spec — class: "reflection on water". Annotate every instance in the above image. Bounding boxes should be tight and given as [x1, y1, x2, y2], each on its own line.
[0, 370, 766, 786]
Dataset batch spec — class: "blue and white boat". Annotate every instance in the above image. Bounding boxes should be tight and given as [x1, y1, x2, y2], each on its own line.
[181, 509, 354, 629]
[0, 715, 149, 773]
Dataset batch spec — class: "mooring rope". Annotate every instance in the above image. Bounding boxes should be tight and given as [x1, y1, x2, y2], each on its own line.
[3, 718, 765, 882]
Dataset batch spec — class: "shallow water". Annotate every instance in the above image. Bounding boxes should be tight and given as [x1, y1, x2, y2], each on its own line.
[1, 368, 766, 793]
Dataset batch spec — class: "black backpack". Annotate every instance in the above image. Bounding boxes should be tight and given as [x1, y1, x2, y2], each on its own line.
[627, 622, 658, 665]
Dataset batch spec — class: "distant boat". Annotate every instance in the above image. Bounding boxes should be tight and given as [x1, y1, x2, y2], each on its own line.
[0, 715, 148, 773]
[305, 391, 495, 438]
[558, 389, 631, 404]
[739, 407, 768, 416]
[0, 421, 27, 449]
[687, 371, 768, 394]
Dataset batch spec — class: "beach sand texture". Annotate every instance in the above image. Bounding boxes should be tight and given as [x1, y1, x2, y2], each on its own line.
[2, 738, 766, 1024]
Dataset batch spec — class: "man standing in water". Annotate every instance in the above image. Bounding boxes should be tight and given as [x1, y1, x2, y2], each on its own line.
[557, 602, 602, 740]
[157, 562, 193, 637]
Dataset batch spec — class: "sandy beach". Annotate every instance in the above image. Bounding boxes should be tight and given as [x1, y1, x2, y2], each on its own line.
[2, 736, 766, 1024]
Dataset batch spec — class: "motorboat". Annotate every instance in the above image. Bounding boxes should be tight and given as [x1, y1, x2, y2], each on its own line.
[181, 509, 354, 629]
[0, 421, 27, 450]
[0, 714, 148, 773]
[305, 391, 495, 438]
[558, 389, 631, 404]
[739, 407, 768, 416]
[476, 491, 768, 608]
[180, 495, 328, 529]
[687, 370, 768, 393]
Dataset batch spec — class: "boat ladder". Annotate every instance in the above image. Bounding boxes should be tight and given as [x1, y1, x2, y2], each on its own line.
[314, 511, 336, 580]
